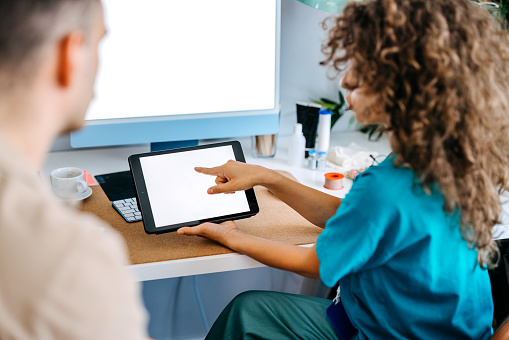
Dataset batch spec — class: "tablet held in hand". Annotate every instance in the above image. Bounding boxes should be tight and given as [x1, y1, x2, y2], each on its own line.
[129, 141, 259, 234]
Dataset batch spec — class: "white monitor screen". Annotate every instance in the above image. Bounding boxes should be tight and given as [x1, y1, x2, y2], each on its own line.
[87, 0, 277, 121]
[139, 145, 250, 228]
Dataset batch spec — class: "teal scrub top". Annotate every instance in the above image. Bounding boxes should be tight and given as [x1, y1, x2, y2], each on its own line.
[316, 156, 493, 339]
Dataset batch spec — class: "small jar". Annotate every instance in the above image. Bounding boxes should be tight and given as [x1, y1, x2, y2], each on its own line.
[317, 151, 327, 171]
[307, 150, 317, 170]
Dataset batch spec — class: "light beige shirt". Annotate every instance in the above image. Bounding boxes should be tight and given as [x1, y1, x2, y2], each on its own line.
[0, 137, 148, 340]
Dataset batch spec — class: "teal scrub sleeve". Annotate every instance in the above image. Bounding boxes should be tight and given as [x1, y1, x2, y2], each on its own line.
[316, 170, 396, 288]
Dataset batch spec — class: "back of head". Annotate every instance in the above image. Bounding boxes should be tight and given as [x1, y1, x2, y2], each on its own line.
[322, 0, 509, 268]
[0, 0, 98, 90]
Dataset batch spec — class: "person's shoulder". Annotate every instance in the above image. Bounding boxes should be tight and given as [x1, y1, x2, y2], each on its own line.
[45, 201, 130, 272]
[360, 155, 413, 179]
[0, 175, 147, 338]
[351, 156, 414, 200]
[45, 213, 148, 339]
[0, 164, 129, 280]
[54, 211, 132, 288]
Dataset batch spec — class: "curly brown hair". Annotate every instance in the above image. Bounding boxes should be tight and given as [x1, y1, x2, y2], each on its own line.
[322, 0, 509, 268]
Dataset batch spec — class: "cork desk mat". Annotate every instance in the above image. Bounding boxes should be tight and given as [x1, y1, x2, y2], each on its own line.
[80, 171, 322, 265]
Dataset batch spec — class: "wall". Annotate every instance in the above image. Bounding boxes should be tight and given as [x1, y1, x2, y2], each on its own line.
[279, 0, 344, 136]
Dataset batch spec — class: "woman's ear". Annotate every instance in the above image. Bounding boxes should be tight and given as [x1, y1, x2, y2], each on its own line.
[55, 31, 85, 88]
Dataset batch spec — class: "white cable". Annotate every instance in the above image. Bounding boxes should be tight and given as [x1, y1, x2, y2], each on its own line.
[193, 275, 210, 333]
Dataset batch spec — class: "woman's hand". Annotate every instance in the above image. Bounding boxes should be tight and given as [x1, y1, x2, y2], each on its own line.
[178, 221, 321, 279]
[195, 160, 271, 194]
[177, 221, 240, 248]
[196, 159, 341, 228]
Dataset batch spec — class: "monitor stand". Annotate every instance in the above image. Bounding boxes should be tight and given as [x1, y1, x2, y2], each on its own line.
[97, 140, 199, 201]
[150, 140, 198, 152]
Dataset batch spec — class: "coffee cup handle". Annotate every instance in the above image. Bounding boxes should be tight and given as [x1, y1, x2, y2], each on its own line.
[76, 180, 88, 193]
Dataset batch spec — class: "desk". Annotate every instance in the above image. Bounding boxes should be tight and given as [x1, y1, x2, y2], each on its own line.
[42, 130, 509, 281]
[43, 131, 376, 281]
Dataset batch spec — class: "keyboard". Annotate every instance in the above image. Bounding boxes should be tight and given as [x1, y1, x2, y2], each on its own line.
[112, 198, 142, 223]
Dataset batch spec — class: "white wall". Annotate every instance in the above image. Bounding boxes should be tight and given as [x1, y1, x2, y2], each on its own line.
[279, 0, 342, 136]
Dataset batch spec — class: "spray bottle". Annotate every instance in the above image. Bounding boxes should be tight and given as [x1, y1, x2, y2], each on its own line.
[288, 123, 306, 167]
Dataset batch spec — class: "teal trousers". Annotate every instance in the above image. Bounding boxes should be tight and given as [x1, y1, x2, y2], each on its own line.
[205, 290, 341, 340]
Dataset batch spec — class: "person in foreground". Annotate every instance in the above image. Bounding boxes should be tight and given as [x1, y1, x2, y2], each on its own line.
[0, 1, 149, 338]
[178, 0, 509, 338]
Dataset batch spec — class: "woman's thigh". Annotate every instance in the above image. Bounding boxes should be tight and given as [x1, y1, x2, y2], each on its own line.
[206, 290, 340, 340]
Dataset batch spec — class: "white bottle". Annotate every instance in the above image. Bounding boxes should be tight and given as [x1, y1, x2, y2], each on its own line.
[288, 123, 306, 167]
[317, 109, 332, 153]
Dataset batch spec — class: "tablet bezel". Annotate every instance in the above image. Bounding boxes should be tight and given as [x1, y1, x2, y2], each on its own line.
[128, 141, 259, 234]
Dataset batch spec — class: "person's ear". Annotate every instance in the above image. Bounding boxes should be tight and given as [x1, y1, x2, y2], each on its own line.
[56, 31, 86, 88]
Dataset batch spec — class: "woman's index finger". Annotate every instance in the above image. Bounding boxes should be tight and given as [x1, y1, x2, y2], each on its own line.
[194, 166, 219, 175]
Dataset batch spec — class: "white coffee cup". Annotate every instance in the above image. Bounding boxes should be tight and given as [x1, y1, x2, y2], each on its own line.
[50, 167, 89, 199]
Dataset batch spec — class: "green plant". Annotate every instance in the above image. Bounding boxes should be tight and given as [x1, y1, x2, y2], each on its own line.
[348, 114, 383, 141]
[499, 0, 509, 26]
[312, 90, 383, 140]
[359, 124, 383, 141]
[472, 1, 509, 29]
[311, 91, 348, 130]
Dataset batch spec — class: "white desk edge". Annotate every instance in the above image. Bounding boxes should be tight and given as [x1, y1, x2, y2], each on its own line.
[129, 244, 314, 282]
[43, 131, 509, 282]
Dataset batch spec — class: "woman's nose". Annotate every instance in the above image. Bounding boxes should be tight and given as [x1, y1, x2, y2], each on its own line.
[345, 91, 352, 109]
[340, 76, 347, 90]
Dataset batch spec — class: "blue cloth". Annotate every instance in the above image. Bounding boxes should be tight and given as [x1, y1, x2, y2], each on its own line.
[316, 156, 493, 339]
[327, 298, 357, 339]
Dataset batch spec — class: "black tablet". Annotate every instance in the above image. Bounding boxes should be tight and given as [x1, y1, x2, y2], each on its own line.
[128, 141, 259, 234]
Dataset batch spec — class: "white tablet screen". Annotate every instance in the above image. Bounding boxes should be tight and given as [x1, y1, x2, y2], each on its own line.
[139, 145, 250, 228]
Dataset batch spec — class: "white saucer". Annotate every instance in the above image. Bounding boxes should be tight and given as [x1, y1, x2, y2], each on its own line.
[53, 187, 93, 201]
[70, 187, 93, 201]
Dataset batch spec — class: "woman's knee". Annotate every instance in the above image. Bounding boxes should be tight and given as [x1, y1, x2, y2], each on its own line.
[230, 290, 284, 311]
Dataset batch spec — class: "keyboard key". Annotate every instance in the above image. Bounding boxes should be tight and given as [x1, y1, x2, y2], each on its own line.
[112, 197, 143, 223]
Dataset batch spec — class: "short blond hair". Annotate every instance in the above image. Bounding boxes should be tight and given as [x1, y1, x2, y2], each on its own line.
[0, 0, 99, 89]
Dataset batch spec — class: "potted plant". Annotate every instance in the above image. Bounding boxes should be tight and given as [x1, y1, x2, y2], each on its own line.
[471, 1, 509, 27]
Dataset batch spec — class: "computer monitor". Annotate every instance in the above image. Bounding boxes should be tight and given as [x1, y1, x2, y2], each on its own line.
[70, 0, 281, 149]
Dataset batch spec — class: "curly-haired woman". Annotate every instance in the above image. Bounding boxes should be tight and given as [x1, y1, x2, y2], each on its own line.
[178, 0, 509, 338]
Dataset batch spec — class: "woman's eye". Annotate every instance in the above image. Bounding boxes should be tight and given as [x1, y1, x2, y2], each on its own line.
[342, 81, 359, 91]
